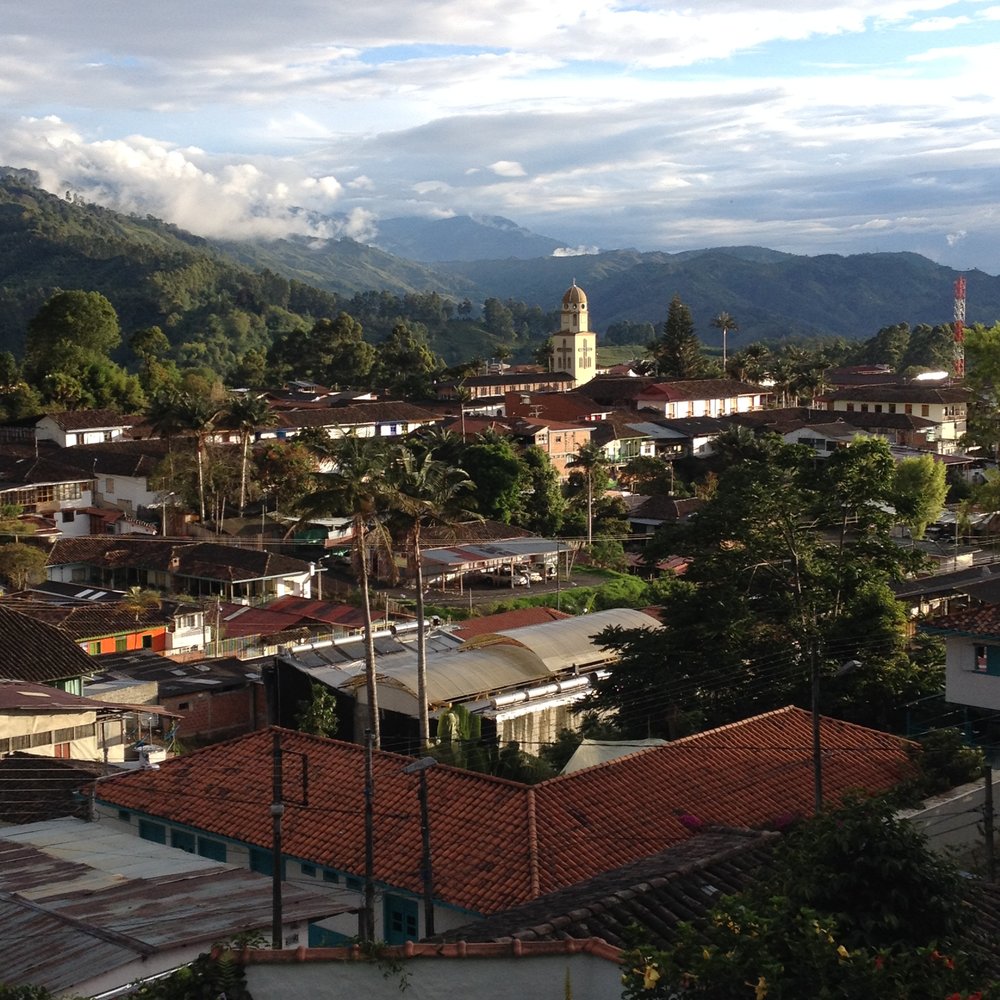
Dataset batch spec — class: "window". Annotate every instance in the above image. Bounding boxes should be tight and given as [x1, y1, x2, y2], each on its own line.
[61, 510, 75, 523]
[197, 837, 227, 862]
[118, 810, 131, 822]
[142, 634, 154, 649]
[301, 864, 317, 878]
[139, 820, 167, 844]
[250, 847, 279, 876]
[860, 403, 869, 412]
[845, 403, 855, 412]
[921, 404, 930, 417]
[384, 895, 419, 944]
[115, 636, 127, 652]
[105, 478, 115, 493]
[905, 403, 913, 415]
[171, 829, 196, 853]
[88, 642, 101, 655]
[972, 644, 1000, 676]
[874, 404, 883, 413]
[54, 743, 71, 759]
[322, 869, 339, 883]
[888, 403, 897, 414]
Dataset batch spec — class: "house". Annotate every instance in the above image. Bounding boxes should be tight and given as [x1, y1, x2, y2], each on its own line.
[0, 451, 94, 517]
[0, 680, 113, 761]
[92, 708, 913, 943]
[508, 418, 593, 479]
[0, 818, 345, 997]
[782, 420, 869, 455]
[57, 438, 171, 516]
[636, 379, 769, 419]
[0, 603, 102, 695]
[816, 385, 969, 453]
[264, 400, 440, 441]
[623, 495, 704, 535]
[437, 372, 575, 414]
[34, 408, 136, 448]
[436, 827, 778, 948]
[919, 604, 1000, 711]
[46, 536, 318, 604]
[503, 390, 613, 424]
[87, 649, 267, 744]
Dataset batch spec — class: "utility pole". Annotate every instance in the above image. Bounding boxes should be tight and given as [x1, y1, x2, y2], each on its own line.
[270, 730, 284, 949]
[985, 763, 995, 882]
[362, 729, 376, 942]
[403, 756, 437, 937]
[811, 642, 822, 814]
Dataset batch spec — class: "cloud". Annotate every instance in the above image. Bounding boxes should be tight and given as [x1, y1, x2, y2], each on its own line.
[552, 245, 600, 256]
[489, 160, 527, 177]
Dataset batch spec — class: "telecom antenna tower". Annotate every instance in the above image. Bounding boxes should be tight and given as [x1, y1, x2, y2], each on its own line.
[954, 276, 966, 379]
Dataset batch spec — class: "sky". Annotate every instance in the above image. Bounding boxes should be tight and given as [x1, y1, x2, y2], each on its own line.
[2, 0, 1000, 272]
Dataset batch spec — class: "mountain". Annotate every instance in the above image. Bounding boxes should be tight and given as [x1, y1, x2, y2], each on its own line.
[3, 168, 1000, 367]
[371, 214, 566, 262]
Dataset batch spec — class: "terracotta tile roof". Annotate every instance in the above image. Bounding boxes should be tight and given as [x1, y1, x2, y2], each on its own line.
[42, 409, 135, 431]
[0, 753, 116, 825]
[273, 401, 438, 430]
[919, 603, 1000, 639]
[452, 607, 572, 641]
[638, 379, 764, 401]
[4, 599, 171, 640]
[435, 828, 779, 948]
[53, 439, 171, 477]
[46, 537, 312, 581]
[0, 605, 100, 683]
[267, 596, 369, 627]
[95, 708, 913, 916]
[818, 385, 969, 404]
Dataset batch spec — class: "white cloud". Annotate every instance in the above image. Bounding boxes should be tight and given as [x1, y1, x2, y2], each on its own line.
[489, 160, 527, 177]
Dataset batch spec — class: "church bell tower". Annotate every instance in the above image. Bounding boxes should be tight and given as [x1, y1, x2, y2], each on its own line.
[549, 281, 597, 388]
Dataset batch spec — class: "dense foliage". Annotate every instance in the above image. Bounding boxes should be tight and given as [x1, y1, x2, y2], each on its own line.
[621, 796, 996, 1000]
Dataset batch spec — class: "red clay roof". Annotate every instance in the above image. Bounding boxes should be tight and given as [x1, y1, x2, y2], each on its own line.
[453, 607, 572, 641]
[95, 708, 912, 915]
[920, 604, 1000, 639]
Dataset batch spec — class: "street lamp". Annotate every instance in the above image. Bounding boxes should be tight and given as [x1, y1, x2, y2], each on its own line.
[812, 657, 862, 812]
[402, 755, 437, 937]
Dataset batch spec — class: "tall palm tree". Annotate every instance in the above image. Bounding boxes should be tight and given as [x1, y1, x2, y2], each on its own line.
[149, 391, 224, 523]
[295, 434, 392, 748]
[567, 440, 609, 546]
[389, 445, 479, 747]
[712, 312, 739, 370]
[225, 392, 276, 515]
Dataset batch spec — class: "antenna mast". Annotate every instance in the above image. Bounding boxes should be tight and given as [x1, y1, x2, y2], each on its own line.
[954, 275, 967, 379]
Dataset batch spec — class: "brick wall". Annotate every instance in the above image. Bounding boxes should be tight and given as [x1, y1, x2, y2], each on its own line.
[165, 683, 266, 742]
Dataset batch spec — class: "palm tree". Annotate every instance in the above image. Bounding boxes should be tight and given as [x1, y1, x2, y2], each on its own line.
[712, 312, 739, 370]
[225, 392, 276, 515]
[389, 445, 479, 747]
[295, 434, 392, 748]
[567, 440, 609, 546]
[121, 585, 162, 622]
[149, 391, 224, 523]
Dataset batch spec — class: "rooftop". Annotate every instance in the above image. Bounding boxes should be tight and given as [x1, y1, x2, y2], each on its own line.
[0, 604, 101, 684]
[95, 707, 913, 916]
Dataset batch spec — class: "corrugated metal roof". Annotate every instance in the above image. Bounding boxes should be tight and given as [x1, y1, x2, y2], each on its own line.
[486, 608, 661, 674]
[0, 818, 346, 993]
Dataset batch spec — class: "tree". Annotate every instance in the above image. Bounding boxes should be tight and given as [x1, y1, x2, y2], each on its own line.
[389, 445, 478, 746]
[650, 294, 704, 379]
[622, 797, 990, 1000]
[224, 392, 276, 515]
[26, 290, 121, 366]
[0, 543, 48, 590]
[711, 311, 738, 369]
[462, 436, 526, 523]
[520, 445, 565, 535]
[121, 586, 162, 622]
[371, 322, 441, 396]
[148, 391, 225, 523]
[894, 455, 948, 540]
[295, 681, 339, 738]
[295, 435, 392, 748]
[566, 440, 609, 545]
[589, 438, 921, 737]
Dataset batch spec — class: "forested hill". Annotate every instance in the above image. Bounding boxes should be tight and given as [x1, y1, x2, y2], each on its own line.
[4, 168, 1000, 369]
[433, 248, 1000, 343]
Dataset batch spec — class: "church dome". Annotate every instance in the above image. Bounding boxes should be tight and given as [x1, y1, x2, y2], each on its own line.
[562, 282, 588, 308]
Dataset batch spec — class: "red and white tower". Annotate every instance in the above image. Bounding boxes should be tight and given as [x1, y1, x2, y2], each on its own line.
[954, 275, 966, 379]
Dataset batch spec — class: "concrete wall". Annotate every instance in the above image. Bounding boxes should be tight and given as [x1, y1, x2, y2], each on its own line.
[244, 950, 621, 1000]
[900, 769, 998, 855]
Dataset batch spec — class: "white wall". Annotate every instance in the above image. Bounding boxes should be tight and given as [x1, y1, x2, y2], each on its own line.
[945, 635, 1000, 712]
[244, 951, 622, 1000]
